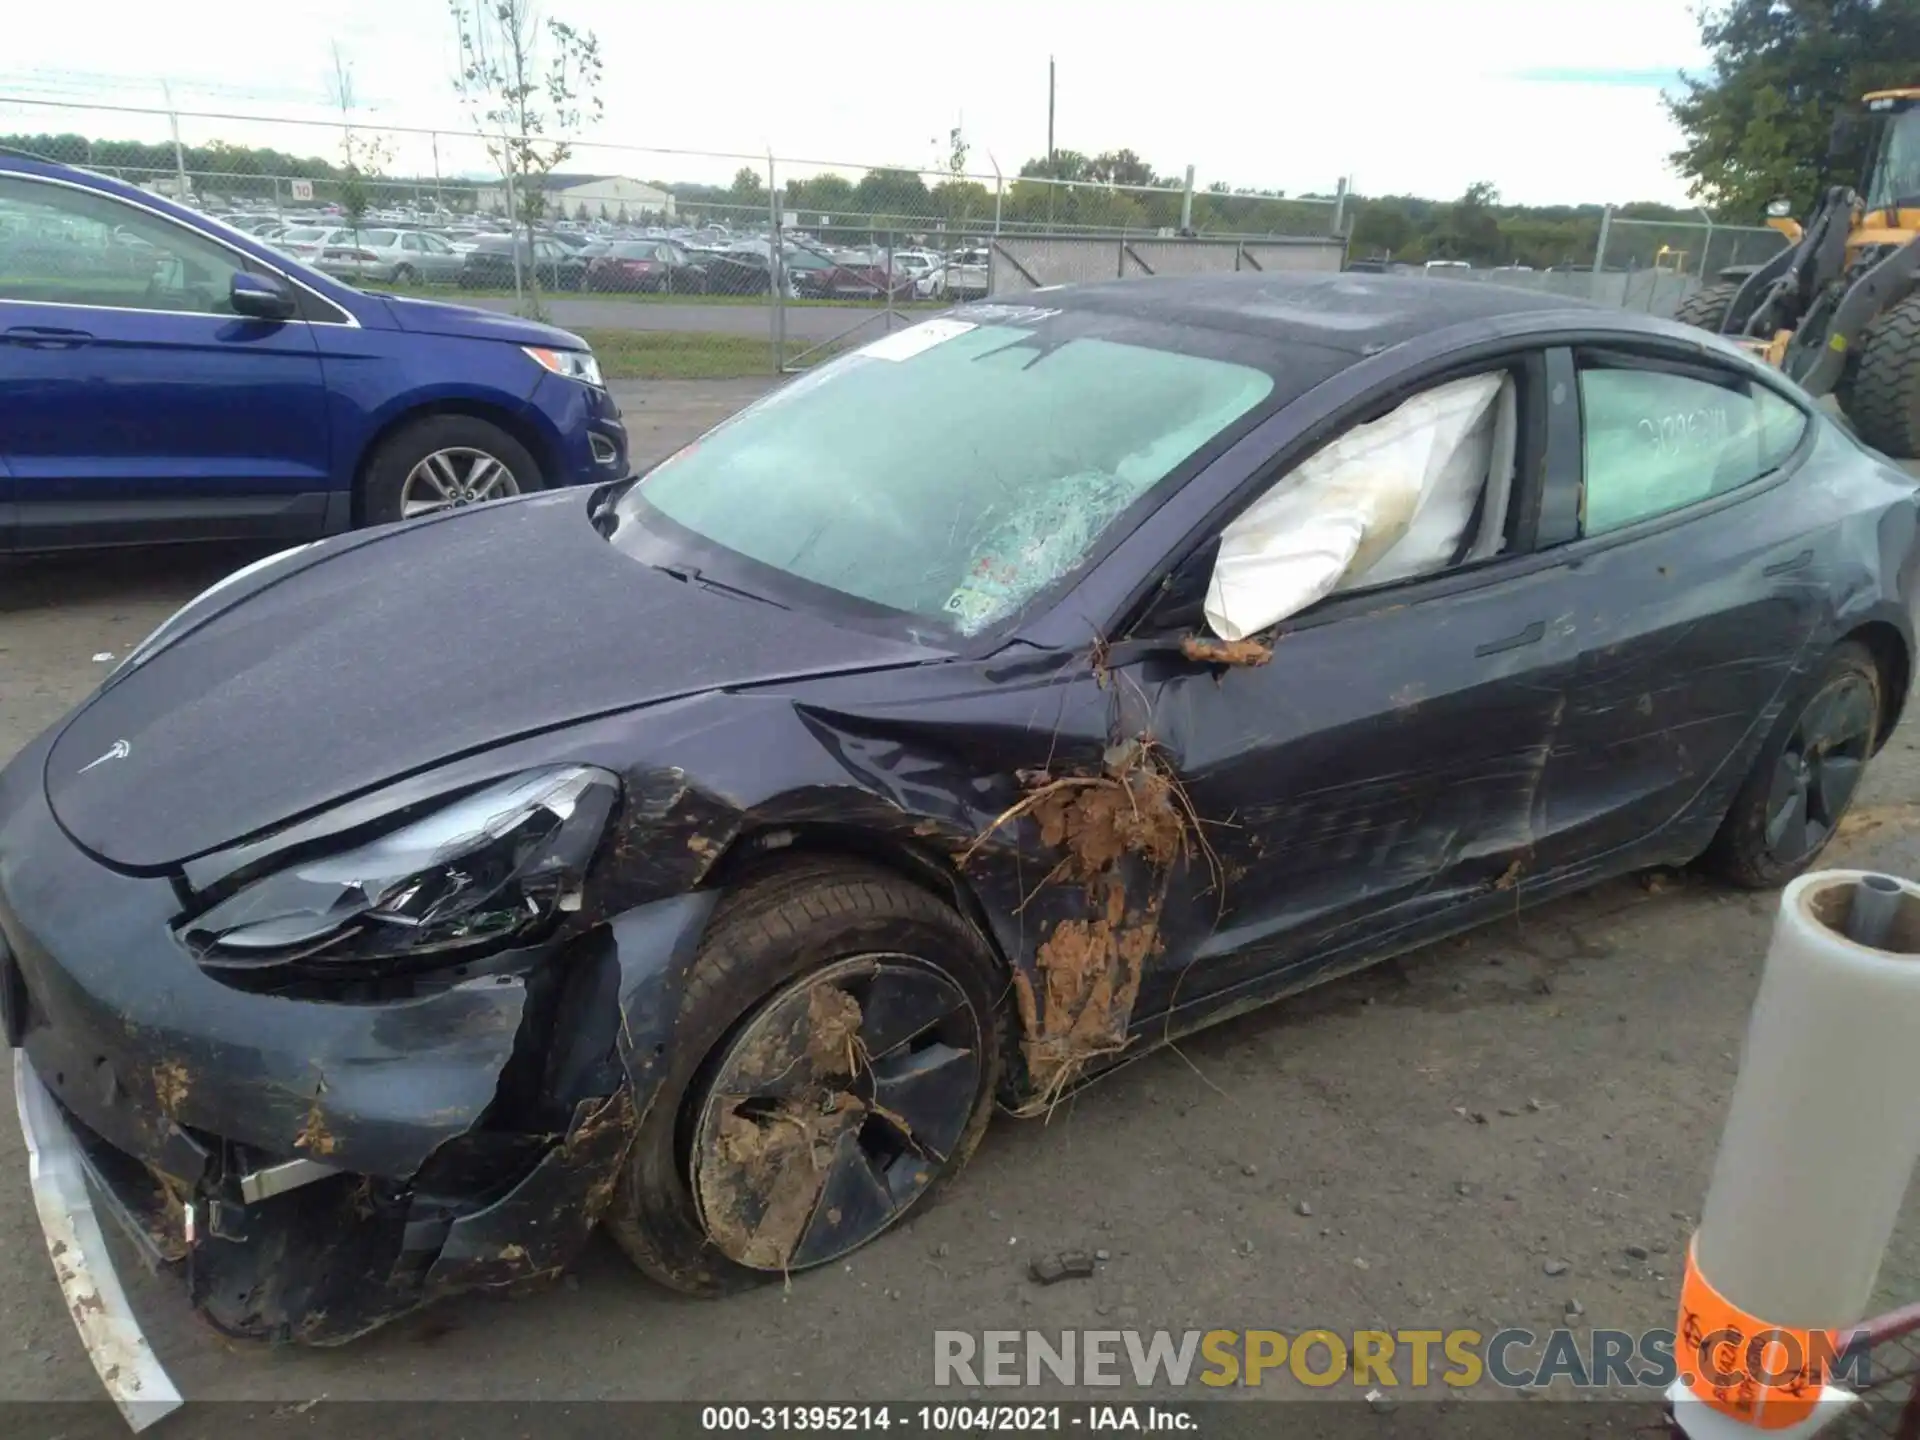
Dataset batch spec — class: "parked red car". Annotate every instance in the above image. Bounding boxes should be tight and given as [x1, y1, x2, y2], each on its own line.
[584, 240, 709, 294]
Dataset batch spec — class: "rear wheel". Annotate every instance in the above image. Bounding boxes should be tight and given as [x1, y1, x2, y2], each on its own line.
[359, 414, 542, 526]
[1674, 280, 1741, 333]
[1845, 292, 1920, 460]
[1704, 642, 1882, 889]
[392, 263, 417, 286]
[605, 860, 1003, 1295]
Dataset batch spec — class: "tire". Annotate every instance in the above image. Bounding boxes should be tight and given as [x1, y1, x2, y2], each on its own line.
[1674, 280, 1741, 333]
[392, 264, 416, 286]
[1703, 641, 1883, 889]
[1845, 292, 1920, 460]
[605, 859, 1005, 1296]
[358, 414, 543, 527]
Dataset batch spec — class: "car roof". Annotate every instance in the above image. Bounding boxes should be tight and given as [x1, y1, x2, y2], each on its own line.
[1034, 271, 1610, 358]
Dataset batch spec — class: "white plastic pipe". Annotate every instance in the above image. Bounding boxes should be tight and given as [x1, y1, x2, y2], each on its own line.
[1696, 869, 1920, 1328]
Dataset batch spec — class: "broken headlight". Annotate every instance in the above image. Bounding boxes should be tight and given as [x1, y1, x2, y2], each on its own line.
[183, 766, 618, 972]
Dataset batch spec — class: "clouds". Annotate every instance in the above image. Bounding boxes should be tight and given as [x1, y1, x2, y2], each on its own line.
[0, 0, 1710, 205]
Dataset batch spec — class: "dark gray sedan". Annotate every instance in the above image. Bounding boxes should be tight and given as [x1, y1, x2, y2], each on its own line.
[4, 275, 1915, 1414]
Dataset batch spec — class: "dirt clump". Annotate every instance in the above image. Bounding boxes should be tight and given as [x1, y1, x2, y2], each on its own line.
[1180, 635, 1272, 667]
[695, 982, 870, 1270]
[805, 985, 863, 1078]
[986, 740, 1190, 1112]
[702, 1095, 867, 1270]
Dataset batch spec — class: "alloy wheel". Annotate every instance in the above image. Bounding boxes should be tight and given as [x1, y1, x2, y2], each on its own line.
[1763, 672, 1877, 866]
[399, 447, 521, 519]
[687, 954, 983, 1272]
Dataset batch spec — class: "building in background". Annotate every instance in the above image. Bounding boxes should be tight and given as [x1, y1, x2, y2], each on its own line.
[475, 172, 677, 221]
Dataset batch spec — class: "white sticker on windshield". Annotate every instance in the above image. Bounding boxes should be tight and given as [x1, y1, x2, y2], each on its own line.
[858, 317, 976, 362]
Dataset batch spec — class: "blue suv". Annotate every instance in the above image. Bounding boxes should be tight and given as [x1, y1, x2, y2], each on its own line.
[0, 152, 628, 550]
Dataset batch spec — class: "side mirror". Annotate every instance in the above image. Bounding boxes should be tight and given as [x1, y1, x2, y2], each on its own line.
[231, 271, 297, 321]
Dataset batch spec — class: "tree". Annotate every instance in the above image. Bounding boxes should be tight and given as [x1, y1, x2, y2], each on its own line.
[329, 45, 392, 239]
[450, 0, 604, 314]
[1668, 0, 1920, 218]
[1087, 149, 1156, 187]
[726, 165, 768, 215]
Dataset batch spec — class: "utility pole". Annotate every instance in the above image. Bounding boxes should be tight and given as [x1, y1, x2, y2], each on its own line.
[1046, 56, 1056, 230]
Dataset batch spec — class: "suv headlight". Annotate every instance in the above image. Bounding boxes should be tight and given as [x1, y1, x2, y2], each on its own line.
[524, 345, 605, 388]
[183, 765, 618, 972]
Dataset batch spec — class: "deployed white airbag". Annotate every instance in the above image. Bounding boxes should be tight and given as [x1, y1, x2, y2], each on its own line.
[1203, 372, 1508, 641]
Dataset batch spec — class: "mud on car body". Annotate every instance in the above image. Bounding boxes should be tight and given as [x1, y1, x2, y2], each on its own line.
[4, 274, 1919, 1403]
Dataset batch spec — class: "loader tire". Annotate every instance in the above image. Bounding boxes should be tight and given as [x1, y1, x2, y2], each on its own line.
[1847, 292, 1920, 460]
[1674, 281, 1741, 333]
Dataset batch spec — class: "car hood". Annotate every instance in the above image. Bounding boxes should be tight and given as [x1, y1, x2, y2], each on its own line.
[44, 494, 939, 872]
[377, 292, 586, 349]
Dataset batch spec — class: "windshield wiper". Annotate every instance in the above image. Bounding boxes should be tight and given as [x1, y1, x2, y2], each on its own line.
[651, 561, 790, 611]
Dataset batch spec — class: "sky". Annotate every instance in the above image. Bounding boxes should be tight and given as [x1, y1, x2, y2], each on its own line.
[0, 0, 1715, 208]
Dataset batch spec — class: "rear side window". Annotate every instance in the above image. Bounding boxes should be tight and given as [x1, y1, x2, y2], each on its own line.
[1577, 356, 1808, 536]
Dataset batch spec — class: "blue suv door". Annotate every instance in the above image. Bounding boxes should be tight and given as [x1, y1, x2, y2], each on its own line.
[0, 171, 331, 549]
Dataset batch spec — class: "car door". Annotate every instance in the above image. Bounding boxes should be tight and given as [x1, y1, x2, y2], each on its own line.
[1121, 351, 1566, 1023]
[0, 173, 329, 546]
[1520, 345, 1825, 875]
[416, 233, 462, 283]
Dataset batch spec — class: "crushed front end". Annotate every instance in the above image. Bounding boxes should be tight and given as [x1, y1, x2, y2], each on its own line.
[0, 734, 681, 1376]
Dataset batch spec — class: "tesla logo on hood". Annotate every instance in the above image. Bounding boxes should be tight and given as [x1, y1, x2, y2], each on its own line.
[78, 739, 131, 774]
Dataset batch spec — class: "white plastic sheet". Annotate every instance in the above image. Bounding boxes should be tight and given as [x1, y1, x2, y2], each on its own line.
[1203, 372, 1508, 642]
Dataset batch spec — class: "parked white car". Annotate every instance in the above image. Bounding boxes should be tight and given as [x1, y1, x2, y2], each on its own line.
[314, 228, 466, 286]
[942, 246, 991, 300]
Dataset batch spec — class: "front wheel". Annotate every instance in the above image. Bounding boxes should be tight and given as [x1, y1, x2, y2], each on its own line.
[358, 414, 542, 526]
[1674, 280, 1741, 334]
[605, 860, 1004, 1295]
[1703, 641, 1882, 889]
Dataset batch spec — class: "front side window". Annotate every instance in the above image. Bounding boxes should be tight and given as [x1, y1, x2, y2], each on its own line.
[1578, 358, 1807, 536]
[614, 316, 1276, 636]
[1203, 369, 1519, 641]
[0, 176, 249, 314]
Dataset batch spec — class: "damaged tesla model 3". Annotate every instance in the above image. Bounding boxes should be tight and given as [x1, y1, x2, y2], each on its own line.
[3, 274, 1917, 1403]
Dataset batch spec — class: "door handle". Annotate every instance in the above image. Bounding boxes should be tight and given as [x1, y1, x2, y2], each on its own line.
[1763, 548, 1814, 577]
[1475, 620, 1545, 657]
[3, 325, 94, 350]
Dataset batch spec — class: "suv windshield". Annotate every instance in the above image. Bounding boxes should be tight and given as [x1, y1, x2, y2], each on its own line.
[611, 316, 1275, 637]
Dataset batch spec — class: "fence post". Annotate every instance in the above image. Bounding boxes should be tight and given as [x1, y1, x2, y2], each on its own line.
[501, 154, 525, 313]
[1331, 175, 1349, 238]
[993, 166, 1004, 237]
[885, 229, 895, 334]
[768, 153, 783, 375]
[1592, 204, 1613, 288]
[167, 107, 189, 203]
[1180, 164, 1195, 233]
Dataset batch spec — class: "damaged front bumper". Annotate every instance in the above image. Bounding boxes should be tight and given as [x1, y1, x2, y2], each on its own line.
[0, 754, 718, 1392]
[12, 1048, 181, 1432]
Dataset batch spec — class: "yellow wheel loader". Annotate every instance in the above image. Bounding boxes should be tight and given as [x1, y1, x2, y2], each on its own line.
[1675, 89, 1920, 457]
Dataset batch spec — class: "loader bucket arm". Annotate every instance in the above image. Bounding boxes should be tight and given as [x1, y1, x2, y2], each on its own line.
[1725, 187, 1857, 348]
[1787, 234, 1920, 396]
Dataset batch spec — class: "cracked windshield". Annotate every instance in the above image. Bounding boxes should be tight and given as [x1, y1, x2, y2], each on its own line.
[618, 317, 1275, 634]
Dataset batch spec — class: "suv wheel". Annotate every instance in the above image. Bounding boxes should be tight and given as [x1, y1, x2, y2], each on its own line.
[360, 415, 542, 526]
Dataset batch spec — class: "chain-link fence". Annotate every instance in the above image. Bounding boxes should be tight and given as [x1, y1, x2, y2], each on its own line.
[1422, 210, 1791, 319]
[0, 94, 1351, 378]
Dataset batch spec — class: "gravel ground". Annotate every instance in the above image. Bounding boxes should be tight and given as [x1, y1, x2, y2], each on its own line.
[1, 394, 1917, 1429]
